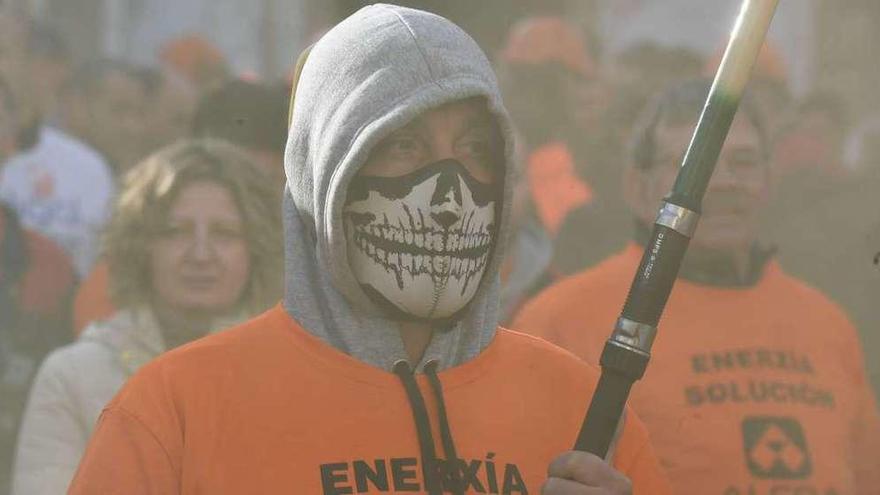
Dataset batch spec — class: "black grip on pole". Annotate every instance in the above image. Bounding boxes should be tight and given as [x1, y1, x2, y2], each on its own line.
[621, 223, 690, 327]
[574, 223, 688, 457]
[574, 342, 649, 456]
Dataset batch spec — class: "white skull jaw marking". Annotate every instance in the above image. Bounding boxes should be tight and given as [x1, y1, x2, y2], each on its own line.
[344, 173, 495, 319]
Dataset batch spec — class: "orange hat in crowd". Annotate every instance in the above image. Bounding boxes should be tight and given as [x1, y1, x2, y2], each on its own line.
[704, 41, 787, 85]
[159, 34, 228, 88]
[500, 16, 597, 79]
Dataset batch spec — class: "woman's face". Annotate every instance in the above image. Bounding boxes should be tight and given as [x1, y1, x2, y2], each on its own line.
[150, 180, 251, 315]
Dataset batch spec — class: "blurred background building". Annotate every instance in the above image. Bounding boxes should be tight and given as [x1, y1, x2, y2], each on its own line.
[5, 0, 875, 117]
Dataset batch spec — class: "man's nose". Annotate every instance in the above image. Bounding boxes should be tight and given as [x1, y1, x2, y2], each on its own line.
[431, 167, 464, 207]
[430, 168, 464, 229]
[427, 135, 456, 165]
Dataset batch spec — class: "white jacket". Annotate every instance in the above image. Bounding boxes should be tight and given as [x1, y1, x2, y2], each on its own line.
[11, 309, 239, 495]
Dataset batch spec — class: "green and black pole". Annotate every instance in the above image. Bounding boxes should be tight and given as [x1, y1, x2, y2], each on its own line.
[574, 0, 779, 457]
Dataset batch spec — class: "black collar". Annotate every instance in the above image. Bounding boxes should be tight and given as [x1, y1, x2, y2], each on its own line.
[634, 220, 776, 288]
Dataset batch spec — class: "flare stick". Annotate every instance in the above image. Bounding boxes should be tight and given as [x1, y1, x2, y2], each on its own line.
[574, 0, 780, 457]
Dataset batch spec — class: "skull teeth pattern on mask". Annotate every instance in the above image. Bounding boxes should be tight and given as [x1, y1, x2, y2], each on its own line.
[350, 210, 492, 293]
[344, 159, 498, 320]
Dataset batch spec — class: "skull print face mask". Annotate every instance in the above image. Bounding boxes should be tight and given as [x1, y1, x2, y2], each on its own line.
[344, 159, 499, 321]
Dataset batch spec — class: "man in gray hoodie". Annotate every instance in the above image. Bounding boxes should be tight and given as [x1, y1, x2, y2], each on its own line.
[68, 5, 670, 494]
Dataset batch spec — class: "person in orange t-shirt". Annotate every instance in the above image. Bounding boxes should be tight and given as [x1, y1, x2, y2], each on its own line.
[68, 6, 671, 495]
[513, 79, 880, 495]
[496, 16, 599, 236]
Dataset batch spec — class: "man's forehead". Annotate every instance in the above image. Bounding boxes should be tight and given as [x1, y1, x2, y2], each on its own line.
[397, 98, 494, 132]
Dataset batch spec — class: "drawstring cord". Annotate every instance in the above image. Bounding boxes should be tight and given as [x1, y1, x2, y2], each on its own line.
[393, 360, 442, 494]
[393, 360, 464, 495]
[424, 360, 464, 494]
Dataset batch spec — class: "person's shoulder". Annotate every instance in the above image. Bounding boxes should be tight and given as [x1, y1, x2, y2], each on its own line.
[35, 337, 118, 388]
[770, 263, 854, 323]
[138, 306, 290, 377]
[767, 263, 864, 353]
[186, 305, 288, 349]
[39, 127, 95, 157]
[490, 328, 613, 444]
[47, 334, 115, 364]
[522, 271, 591, 311]
[494, 327, 601, 380]
[512, 249, 631, 328]
[105, 306, 296, 420]
[540, 249, 633, 303]
[39, 127, 113, 177]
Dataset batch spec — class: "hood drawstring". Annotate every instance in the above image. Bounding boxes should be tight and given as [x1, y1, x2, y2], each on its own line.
[393, 360, 464, 495]
[393, 360, 441, 494]
[424, 360, 464, 493]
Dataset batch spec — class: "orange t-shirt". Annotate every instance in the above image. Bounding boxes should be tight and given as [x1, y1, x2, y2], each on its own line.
[69, 304, 671, 494]
[513, 244, 880, 495]
[72, 260, 116, 335]
[527, 142, 593, 236]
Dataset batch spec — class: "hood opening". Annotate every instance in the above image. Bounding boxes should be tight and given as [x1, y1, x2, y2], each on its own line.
[282, 4, 517, 372]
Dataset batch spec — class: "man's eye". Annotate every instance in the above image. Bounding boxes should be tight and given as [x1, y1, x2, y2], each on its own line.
[459, 138, 491, 158]
[385, 137, 420, 156]
[457, 140, 499, 183]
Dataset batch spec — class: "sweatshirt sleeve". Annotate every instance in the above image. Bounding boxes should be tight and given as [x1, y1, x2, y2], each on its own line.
[510, 288, 566, 344]
[853, 385, 880, 495]
[613, 408, 674, 495]
[844, 332, 880, 495]
[67, 407, 179, 495]
[12, 351, 90, 495]
[828, 309, 880, 495]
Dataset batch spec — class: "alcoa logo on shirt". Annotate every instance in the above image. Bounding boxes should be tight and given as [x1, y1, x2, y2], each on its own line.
[320, 454, 528, 494]
[742, 417, 812, 480]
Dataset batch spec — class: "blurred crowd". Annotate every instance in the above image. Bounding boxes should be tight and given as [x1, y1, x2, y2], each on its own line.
[0, 1, 878, 494]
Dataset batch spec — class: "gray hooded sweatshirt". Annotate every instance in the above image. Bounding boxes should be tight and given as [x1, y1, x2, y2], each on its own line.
[283, 3, 516, 372]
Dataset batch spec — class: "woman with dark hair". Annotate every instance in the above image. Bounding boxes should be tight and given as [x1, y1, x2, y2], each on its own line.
[12, 139, 282, 495]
